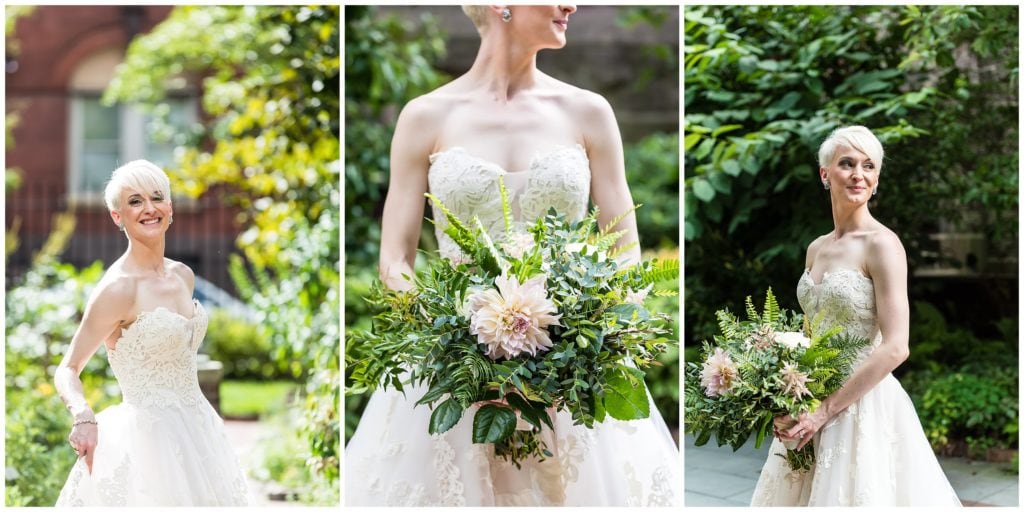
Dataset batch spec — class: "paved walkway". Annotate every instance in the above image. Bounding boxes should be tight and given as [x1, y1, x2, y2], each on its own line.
[684, 435, 1019, 506]
[225, 419, 306, 507]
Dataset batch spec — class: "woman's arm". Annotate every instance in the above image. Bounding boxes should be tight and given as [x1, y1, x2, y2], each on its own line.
[54, 277, 133, 472]
[785, 231, 910, 448]
[579, 92, 642, 266]
[378, 98, 437, 291]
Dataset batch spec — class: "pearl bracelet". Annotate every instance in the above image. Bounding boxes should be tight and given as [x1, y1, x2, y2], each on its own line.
[73, 419, 98, 426]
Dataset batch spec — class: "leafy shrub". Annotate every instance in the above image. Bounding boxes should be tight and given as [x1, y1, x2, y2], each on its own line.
[624, 132, 679, 250]
[203, 309, 283, 381]
[903, 364, 1018, 455]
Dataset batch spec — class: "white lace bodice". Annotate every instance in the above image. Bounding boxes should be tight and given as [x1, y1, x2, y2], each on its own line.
[427, 144, 591, 260]
[797, 268, 882, 359]
[107, 300, 208, 408]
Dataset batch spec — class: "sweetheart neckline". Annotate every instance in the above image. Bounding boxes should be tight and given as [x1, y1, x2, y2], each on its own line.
[801, 267, 872, 287]
[110, 300, 203, 353]
[428, 143, 587, 176]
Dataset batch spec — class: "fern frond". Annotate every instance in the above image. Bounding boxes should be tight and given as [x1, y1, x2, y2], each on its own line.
[498, 176, 513, 235]
[636, 258, 678, 285]
[426, 193, 478, 255]
[593, 229, 626, 253]
[600, 204, 641, 236]
[475, 217, 508, 272]
[745, 295, 759, 322]
[653, 289, 678, 297]
[763, 288, 779, 323]
[607, 240, 639, 262]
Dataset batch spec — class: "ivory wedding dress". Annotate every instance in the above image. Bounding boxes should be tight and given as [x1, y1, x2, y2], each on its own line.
[750, 269, 961, 506]
[56, 300, 249, 506]
[344, 144, 680, 506]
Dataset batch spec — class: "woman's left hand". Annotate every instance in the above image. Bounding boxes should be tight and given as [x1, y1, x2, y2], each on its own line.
[782, 408, 829, 450]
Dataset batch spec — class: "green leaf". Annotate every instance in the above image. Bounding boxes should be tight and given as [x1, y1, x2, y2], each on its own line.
[428, 398, 464, 435]
[603, 368, 651, 421]
[692, 178, 716, 202]
[472, 405, 517, 443]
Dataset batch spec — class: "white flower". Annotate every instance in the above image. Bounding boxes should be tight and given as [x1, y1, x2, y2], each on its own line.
[624, 284, 654, 305]
[501, 232, 536, 259]
[776, 331, 811, 349]
[469, 274, 561, 360]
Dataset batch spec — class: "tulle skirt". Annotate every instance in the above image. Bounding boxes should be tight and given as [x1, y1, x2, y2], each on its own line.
[56, 400, 249, 506]
[750, 373, 961, 506]
[345, 381, 681, 506]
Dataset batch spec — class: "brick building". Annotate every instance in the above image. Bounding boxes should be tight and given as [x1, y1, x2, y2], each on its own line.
[6, 6, 242, 290]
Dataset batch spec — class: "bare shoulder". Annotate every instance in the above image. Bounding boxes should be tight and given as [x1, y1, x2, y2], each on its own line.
[166, 258, 196, 290]
[805, 233, 830, 267]
[865, 225, 906, 262]
[89, 270, 137, 316]
[392, 91, 456, 155]
[556, 84, 615, 123]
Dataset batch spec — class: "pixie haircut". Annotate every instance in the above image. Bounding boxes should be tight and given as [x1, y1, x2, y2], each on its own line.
[103, 160, 172, 212]
[818, 126, 884, 171]
[462, 5, 490, 29]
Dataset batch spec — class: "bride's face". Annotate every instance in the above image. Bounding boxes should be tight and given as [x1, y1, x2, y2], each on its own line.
[110, 188, 173, 241]
[506, 5, 578, 49]
[821, 145, 878, 205]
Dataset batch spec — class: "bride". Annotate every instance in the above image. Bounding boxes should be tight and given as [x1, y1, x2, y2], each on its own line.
[345, 5, 680, 506]
[750, 126, 961, 506]
[54, 160, 248, 506]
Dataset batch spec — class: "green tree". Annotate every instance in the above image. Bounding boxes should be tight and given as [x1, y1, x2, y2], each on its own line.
[684, 5, 1018, 344]
[105, 5, 340, 502]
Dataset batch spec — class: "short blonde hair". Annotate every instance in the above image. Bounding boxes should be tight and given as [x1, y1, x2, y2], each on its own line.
[104, 160, 172, 211]
[818, 126, 884, 171]
[462, 5, 490, 29]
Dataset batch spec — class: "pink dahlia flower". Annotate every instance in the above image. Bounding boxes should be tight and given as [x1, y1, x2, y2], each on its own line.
[780, 362, 813, 399]
[700, 348, 739, 397]
[468, 274, 561, 360]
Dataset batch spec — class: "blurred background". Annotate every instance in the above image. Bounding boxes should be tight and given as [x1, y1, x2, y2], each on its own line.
[5, 5, 339, 505]
[683, 5, 1018, 506]
[344, 5, 681, 444]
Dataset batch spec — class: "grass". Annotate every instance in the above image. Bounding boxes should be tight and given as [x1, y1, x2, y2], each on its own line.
[220, 380, 299, 419]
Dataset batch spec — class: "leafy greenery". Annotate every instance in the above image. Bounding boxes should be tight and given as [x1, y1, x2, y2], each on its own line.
[105, 5, 340, 502]
[345, 5, 448, 269]
[685, 289, 871, 471]
[903, 365, 1018, 457]
[348, 199, 677, 466]
[4, 220, 117, 506]
[684, 5, 1018, 345]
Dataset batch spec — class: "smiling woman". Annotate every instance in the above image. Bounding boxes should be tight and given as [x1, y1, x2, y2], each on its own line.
[52, 160, 249, 506]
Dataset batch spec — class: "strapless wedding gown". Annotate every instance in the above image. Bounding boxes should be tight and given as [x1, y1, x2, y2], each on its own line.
[750, 269, 961, 506]
[56, 300, 249, 506]
[344, 145, 680, 506]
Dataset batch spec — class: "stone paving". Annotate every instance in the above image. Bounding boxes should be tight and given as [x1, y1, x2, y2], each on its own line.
[224, 419, 306, 507]
[684, 435, 1019, 507]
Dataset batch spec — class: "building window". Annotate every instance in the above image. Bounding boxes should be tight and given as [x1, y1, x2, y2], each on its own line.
[67, 47, 196, 206]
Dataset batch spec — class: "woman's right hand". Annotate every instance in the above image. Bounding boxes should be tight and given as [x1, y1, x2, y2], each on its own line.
[68, 421, 98, 474]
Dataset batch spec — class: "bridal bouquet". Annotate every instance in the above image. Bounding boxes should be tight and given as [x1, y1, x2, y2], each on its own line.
[683, 290, 869, 471]
[347, 179, 678, 467]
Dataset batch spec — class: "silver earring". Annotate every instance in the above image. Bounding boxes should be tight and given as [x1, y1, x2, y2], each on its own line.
[872, 187, 878, 196]
[501, 8, 511, 22]
[118, 223, 125, 232]
[822, 181, 830, 190]
[169, 216, 173, 225]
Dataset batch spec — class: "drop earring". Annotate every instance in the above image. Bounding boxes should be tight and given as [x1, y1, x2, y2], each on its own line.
[822, 180, 830, 190]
